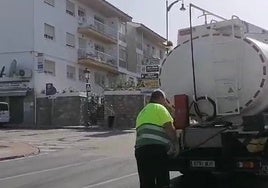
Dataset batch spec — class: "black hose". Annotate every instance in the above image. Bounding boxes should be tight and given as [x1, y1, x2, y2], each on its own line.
[189, 4, 198, 102]
[190, 96, 217, 121]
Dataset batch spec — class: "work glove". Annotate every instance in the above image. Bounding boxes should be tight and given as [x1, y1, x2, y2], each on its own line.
[167, 142, 180, 158]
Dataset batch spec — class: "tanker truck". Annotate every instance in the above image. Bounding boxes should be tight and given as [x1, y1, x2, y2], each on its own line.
[160, 18, 268, 176]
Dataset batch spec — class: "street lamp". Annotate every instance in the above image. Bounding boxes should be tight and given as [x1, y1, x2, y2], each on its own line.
[84, 68, 91, 83]
[165, 0, 186, 51]
[84, 68, 91, 126]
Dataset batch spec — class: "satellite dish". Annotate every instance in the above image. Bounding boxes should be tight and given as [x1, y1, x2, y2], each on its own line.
[0, 66, 5, 77]
[9, 59, 17, 77]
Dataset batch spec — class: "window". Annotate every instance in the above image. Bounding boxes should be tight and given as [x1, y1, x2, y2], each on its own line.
[78, 68, 85, 82]
[67, 65, 76, 80]
[119, 46, 127, 68]
[159, 50, 164, 59]
[66, 32, 75, 47]
[152, 46, 156, 57]
[136, 35, 143, 50]
[94, 16, 104, 24]
[44, 0, 55, 6]
[94, 44, 105, 52]
[78, 7, 85, 17]
[107, 75, 116, 88]
[119, 60, 127, 68]
[119, 22, 126, 35]
[119, 46, 127, 61]
[44, 60, 55, 76]
[78, 38, 86, 49]
[94, 72, 105, 86]
[136, 53, 143, 73]
[44, 23, 55, 40]
[94, 16, 105, 33]
[66, 0, 75, 16]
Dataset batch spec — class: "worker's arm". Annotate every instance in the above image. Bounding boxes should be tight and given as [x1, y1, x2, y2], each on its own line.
[163, 122, 177, 144]
[164, 122, 180, 157]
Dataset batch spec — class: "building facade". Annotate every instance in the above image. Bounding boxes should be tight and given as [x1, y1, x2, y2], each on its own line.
[0, 0, 166, 125]
[126, 22, 166, 90]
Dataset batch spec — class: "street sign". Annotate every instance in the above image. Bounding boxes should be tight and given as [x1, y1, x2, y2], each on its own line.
[142, 80, 159, 88]
[142, 57, 160, 65]
[145, 65, 159, 72]
[141, 73, 159, 79]
[86, 83, 91, 92]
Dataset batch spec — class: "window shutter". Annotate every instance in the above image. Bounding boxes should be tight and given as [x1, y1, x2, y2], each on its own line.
[66, 33, 75, 47]
[66, 0, 75, 16]
[78, 38, 86, 49]
[67, 65, 76, 79]
[44, 24, 55, 39]
[44, 60, 55, 75]
[44, 0, 55, 6]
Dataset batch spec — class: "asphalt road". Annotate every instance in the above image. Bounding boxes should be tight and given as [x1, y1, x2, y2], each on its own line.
[0, 128, 140, 188]
[0, 150, 138, 188]
[1, 127, 268, 188]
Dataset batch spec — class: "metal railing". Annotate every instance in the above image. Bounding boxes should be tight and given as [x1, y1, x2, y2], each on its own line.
[143, 50, 153, 58]
[78, 48, 117, 67]
[119, 32, 126, 43]
[78, 16, 118, 40]
[136, 42, 143, 50]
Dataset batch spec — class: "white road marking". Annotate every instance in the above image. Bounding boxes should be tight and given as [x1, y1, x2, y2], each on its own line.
[82, 173, 138, 188]
[0, 157, 113, 181]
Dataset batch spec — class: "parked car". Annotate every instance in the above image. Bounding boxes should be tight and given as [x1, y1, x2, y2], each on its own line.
[0, 102, 10, 125]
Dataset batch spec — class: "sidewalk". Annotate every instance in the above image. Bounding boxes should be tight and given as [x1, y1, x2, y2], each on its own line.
[0, 142, 40, 161]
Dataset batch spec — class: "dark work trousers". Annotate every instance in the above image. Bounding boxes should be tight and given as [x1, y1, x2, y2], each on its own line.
[135, 145, 170, 188]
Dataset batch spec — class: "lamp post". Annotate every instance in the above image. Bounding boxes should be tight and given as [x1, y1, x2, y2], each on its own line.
[165, 0, 186, 51]
[84, 68, 91, 126]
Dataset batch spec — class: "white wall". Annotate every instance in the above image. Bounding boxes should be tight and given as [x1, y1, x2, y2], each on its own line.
[34, 54, 86, 94]
[34, 0, 78, 62]
[0, 52, 34, 87]
[0, 0, 34, 53]
[0, 0, 134, 96]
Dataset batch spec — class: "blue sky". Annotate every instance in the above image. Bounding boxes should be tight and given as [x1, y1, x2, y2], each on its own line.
[107, 0, 268, 44]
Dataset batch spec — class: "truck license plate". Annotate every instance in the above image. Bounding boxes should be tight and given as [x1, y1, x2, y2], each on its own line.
[190, 160, 215, 168]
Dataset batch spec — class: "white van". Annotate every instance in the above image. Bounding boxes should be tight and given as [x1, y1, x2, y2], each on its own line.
[0, 102, 10, 124]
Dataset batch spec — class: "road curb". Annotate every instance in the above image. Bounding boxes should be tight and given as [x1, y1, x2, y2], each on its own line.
[0, 143, 40, 161]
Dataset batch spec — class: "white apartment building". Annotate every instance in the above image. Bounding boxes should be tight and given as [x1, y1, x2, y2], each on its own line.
[0, 0, 166, 125]
[126, 22, 166, 89]
[0, 0, 132, 125]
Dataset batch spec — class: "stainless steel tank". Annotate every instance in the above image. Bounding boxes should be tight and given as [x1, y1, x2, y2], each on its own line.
[160, 24, 268, 117]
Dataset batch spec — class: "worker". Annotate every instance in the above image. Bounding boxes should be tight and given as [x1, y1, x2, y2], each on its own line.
[135, 89, 178, 188]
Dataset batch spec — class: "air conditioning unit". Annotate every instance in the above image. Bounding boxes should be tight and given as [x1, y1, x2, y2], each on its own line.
[78, 17, 84, 25]
[17, 69, 32, 78]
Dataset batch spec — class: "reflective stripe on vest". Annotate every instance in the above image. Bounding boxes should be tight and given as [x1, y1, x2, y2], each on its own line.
[135, 123, 170, 148]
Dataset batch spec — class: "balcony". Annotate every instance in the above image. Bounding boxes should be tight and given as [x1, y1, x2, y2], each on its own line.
[78, 48, 118, 73]
[136, 42, 143, 51]
[119, 32, 126, 43]
[78, 17, 118, 44]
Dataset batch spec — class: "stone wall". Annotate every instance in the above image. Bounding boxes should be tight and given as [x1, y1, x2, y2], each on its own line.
[104, 91, 150, 128]
[36, 96, 87, 127]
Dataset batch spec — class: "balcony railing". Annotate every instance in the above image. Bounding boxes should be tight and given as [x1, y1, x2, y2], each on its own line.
[78, 16, 117, 41]
[136, 42, 143, 51]
[119, 32, 126, 43]
[78, 48, 117, 67]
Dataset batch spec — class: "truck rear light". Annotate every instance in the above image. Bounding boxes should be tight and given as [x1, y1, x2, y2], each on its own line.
[237, 161, 255, 169]
[243, 162, 255, 169]
[237, 162, 243, 168]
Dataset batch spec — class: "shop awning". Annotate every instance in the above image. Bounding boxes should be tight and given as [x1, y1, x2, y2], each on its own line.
[0, 90, 27, 97]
